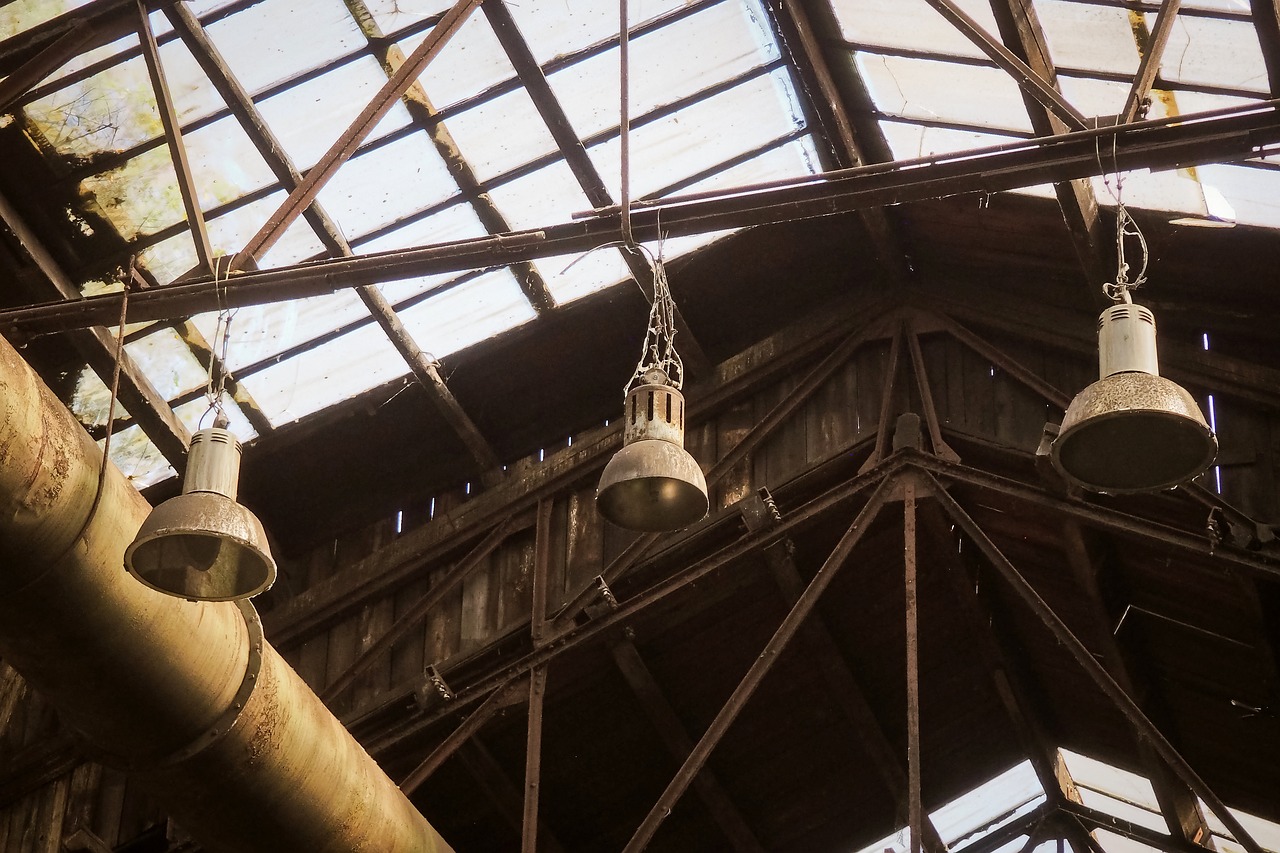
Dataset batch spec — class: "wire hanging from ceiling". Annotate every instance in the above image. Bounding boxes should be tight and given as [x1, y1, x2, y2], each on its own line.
[202, 255, 237, 429]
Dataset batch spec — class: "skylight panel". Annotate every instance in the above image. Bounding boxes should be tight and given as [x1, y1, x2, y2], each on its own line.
[484, 160, 596, 229]
[397, 268, 536, 357]
[175, 397, 258, 442]
[536, 250, 634, 306]
[101, 425, 174, 488]
[363, 0, 456, 35]
[353, 200, 488, 256]
[0, 1, 97, 39]
[879, 119, 1026, 161]
[25, 52, 157, 157]
[181, 115, 280, 209]
[1201, 804, 1280, 853]
[505, 0, 697, 66]
[410, 11, 517, 112]
[1093, 829, 1164, 853]
[1035, 0, 1140, 77]
[189, 290, 373, 374]
[544, 1, 781, 143]
[930, 760, 1045, 847]
[856, 54, 1036, 135]
[314, 131, 464, 238]
[1055, 75, 1144, 122]
[1195, 164, 1280, 228]
[1151, 15, 1269, 94]
[247, 317, 405, 425]
[1058, 749, 1161, 811]
[201, 0, 371, 95]
[79, 147, 183, 240]
[205, 191, 328, 270]
[586, 71, 808, 200]
[830, 0, 1003, 61]
[434, 85, 563, 184]
[252, 56, 415, 172]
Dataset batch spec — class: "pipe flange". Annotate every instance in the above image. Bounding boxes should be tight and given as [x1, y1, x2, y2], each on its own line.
[80, 599, 264, 771]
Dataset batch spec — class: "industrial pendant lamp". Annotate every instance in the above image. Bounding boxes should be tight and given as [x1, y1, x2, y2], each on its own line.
[596, 0, 707, 532]
[1050, 203, 1216, 493]
[126, 421, 276, 601]
[125, 268, 276, 600]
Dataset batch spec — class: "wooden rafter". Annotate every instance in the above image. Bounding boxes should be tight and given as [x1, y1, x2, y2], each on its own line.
[1250, 0, 1280, 97]
[987, 0, 1111, 290]
[1120, 0, 1184, 124]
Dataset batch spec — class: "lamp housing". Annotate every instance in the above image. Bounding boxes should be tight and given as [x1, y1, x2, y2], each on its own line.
[125, 427, 276, 601]
[597, 370, 708, 532]
[1050, 303, 1216, 493]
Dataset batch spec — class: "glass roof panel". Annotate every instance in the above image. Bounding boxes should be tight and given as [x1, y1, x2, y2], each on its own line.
[1201, 805, 1280, 851]
[829, 0, 1003, 59]
[930, 760, 1044, 846]
[364, 0, 456, 35]
[253, 56, 415, 171]
[879, 118, 1024, 161]
[1059, 749, 1161, 811]
[855, 53, 1036, 134]
[1151, 14, 1269, 94]
[200, 0, 371, 95]
[101, 424, 173, 488]
[314, 131, 463, 239]
[247, 319, 405, 426]
[1194, 163, 1280, 228]
[586, 71, 809, 200]
[410, 11, 517, 112]
[37, 31, 138, 92]
[1094, 829, 1163, 853]
[25, 51, 157, 157]
[182, 115, 280, 210]
[353, 201, 488, 255]
[434, 85, 562, 184]
[545, 1, 780, 143]
[189, 290, 373, 374]
[206, 192, 328, 271]
[485, 160, 596, 229]
[1035, 0, 1139, 77]
[505, 0, 700, 66]
[538, 249, 634, 306]
[397, 268, 538, 357]
[1078, 788, 1169, 833]
[175, 396, 259, 441]
[79, 146, 183, 240]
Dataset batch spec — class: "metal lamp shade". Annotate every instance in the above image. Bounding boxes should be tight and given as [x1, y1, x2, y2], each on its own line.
[598, 375, 708, 532]
[1051, 304, 1217, 493]
[125, 428, 276, 601]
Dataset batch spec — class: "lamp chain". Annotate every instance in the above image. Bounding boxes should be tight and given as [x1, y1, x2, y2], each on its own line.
[203, 256, 236, 429]
[627, 247, 683, 392]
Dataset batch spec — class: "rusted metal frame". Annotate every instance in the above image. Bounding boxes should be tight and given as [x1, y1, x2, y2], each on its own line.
[859, 322, 906, 474]
[1061, 800, 1212, 853]
[0, 190, 192, 467]
[935, 313, 1072, 410]
[761, 0, 911, 280]
[609, 639, 767, 853]
[353, 0, 554, 316]
[921, 471, 1266, 853]
[619, 475, 897, 853]
[136, 0, 214, 275]
[399, 675, 526, 795]
[522, 664, 548, 853]
[916, 479, 1072, 809]
[1251, 1, 1280, 97]
[0, 0, 168, 80]
[367, 456, 900, 762]
[229, 0, 482, 270]
[904, 479, 924, 853]
[320, 514, 526, 704]
[642, 129, 811, 201]
[480, 0, 711, 377]
[0, 22, 94, 112]
[760, 536, 951, 853]
[1056, 522, 1214, 849]
[905, 324, 960, 462]
[922, 0, 1088, 130]
[986, 0, 1110, 290]
[448, 738, 568, 853]
[10, 99, 1280, 334]
[908, 452, 1280, 582]
[1121, 0, 1184, 124]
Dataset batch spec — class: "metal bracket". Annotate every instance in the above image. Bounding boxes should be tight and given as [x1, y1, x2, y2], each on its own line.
[415, 664, 455, 710]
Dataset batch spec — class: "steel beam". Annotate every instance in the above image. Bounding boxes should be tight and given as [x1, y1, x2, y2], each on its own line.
[8, 98, 1278, 335]
[1121, 0, 1183, 124]
[922, 472, 1265, 853]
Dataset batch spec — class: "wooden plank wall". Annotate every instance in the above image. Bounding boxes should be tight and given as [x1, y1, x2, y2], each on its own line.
[0, 319, 1276, 851]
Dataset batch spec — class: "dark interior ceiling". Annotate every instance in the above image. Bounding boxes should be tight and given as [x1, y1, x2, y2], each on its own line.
[1, 2, 1280, 853]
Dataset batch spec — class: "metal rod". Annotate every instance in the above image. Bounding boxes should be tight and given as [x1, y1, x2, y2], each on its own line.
[905, 325, 960, 462]
[620, 475, 896, 852]
[400, 677, 525, 796]
[1121, 0, 1183, 124]
[521, 666, 548, 853]
[904, 478, 923, 853]
[6, 100, 1280, 334]
[922, 473, 1265, 853]
[860, 322, 905, 473]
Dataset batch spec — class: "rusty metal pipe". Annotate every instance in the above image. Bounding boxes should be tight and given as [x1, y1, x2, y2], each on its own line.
[0, 335, 452, 853]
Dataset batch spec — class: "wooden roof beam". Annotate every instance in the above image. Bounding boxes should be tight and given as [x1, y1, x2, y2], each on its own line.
[1249, 1, 1280, 97]
[762, 0, 913, 281]
[1120, 0, 1184, 124]
[987, 0, 1111, 291]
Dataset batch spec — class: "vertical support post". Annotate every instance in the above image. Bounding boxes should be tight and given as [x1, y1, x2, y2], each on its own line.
[531, 499, 553, 646]
[522, 666, 548, 853]
[860, 324, 905, 473]
[904, 478, 923, 853]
